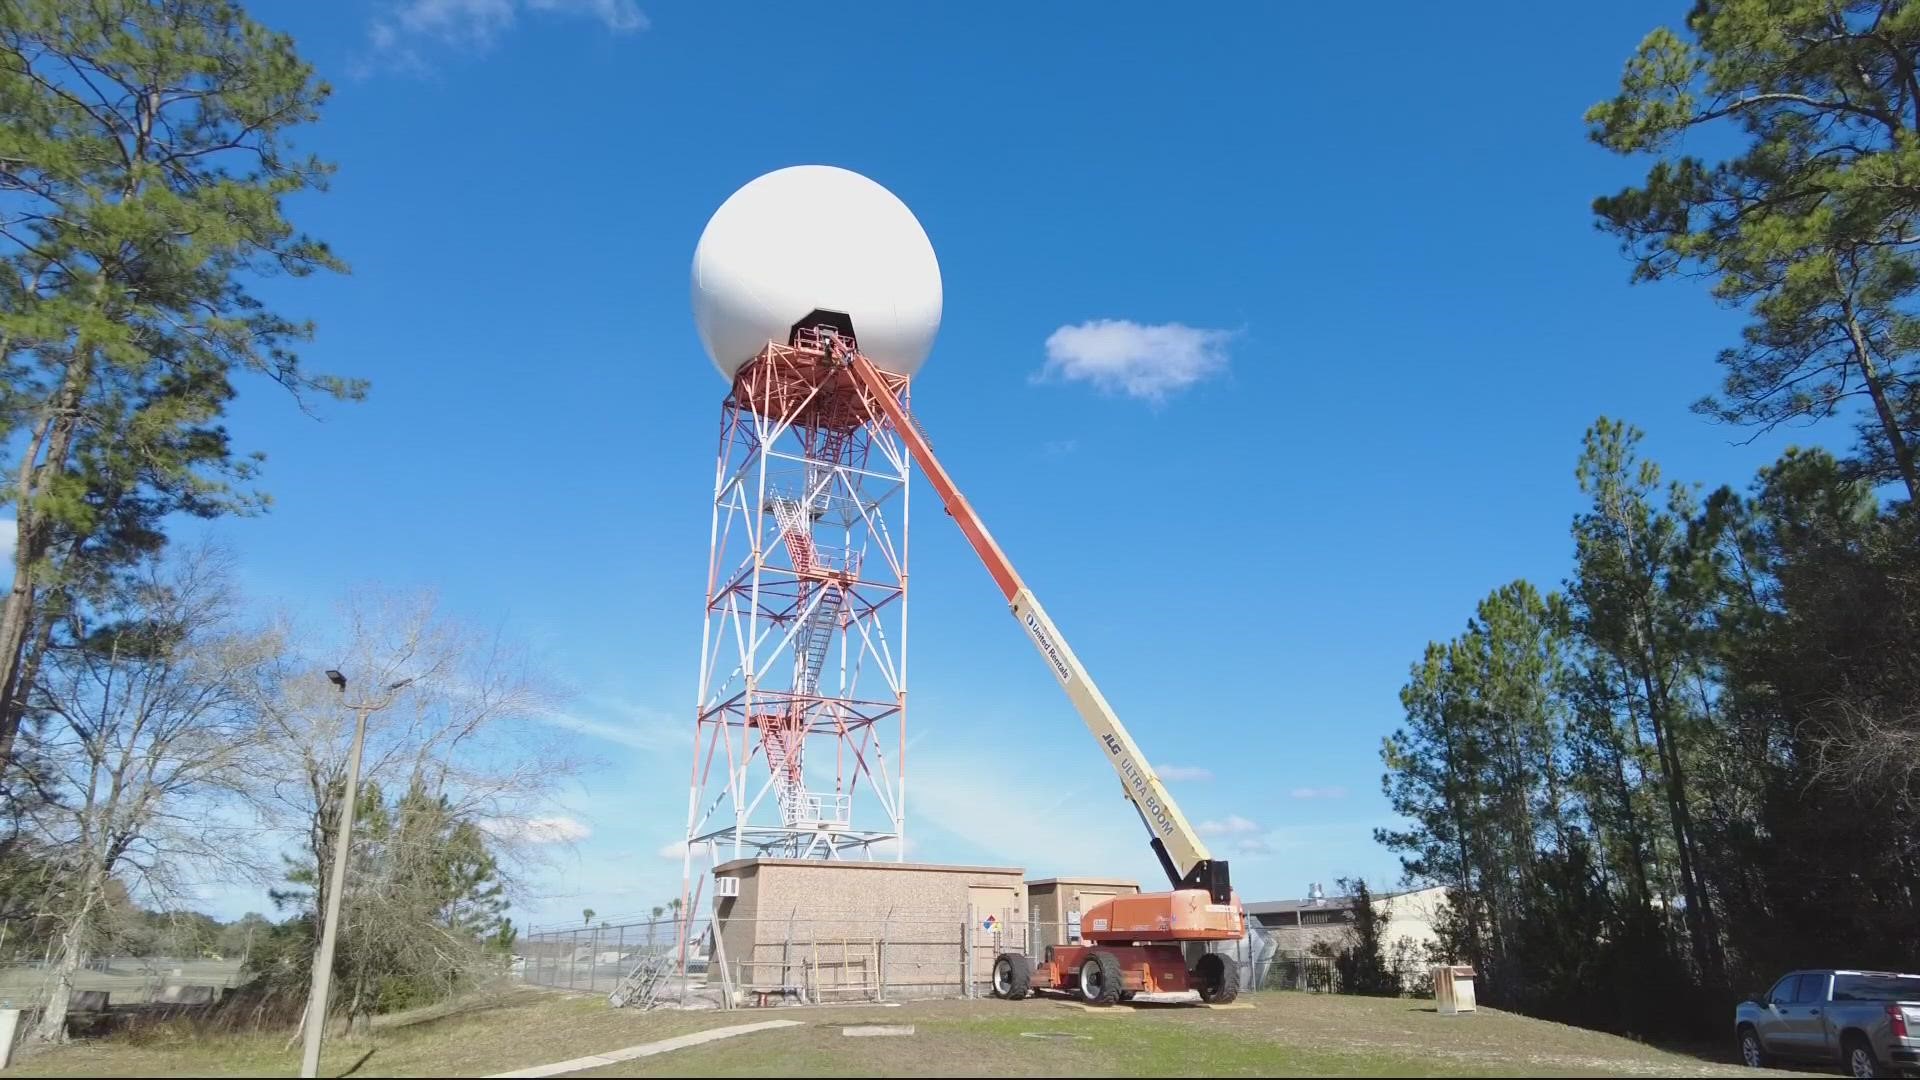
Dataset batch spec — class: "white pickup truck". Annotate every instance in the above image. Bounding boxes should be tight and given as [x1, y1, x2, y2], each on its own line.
[1736, 969, 1920, 1077]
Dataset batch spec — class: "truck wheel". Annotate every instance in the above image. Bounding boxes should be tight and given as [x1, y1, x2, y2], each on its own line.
[991, 953, 1031, 1000]
[1195, 952, 1241, 1004]
[1843, 1033, 1881, 1078]
[1737, 1025, 1771, 1069]
[1077, 951, 1124, 1005]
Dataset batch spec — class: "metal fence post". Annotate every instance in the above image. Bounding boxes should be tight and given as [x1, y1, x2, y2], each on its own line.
[568, 929, 578, 990]
[878, 912, 890, 1001]
[962, 905, 975, 999]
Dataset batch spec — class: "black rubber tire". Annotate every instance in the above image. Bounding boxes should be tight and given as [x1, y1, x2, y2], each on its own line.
[991, 953, 1031, 1000]
[1078, 951, 1124, 1005]
[1737, 1025, 1771, 1070]
[1118, 990, 1137, 1002]
[1196, 953, 1241, 1004]
[1843, 1033, 1881, 1078]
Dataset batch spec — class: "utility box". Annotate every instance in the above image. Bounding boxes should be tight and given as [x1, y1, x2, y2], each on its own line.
[1432, 965, 1477, 1015]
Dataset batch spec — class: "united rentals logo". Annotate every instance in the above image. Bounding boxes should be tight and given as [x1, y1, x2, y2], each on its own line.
[1022, 609, 1073, 686]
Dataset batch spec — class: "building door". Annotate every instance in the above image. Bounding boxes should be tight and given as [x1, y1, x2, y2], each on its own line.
[969, 886, 1018, 981]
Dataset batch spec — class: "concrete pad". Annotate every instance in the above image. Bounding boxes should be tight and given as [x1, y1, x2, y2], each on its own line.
[1058, 998, 1252, 1013]
[841, 1024, 914, 1037]
[486, 1018, 801, 1078]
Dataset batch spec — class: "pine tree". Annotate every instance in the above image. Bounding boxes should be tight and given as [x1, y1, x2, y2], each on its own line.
[268, 781, 517, 1025]
[1568, 418, 1724, 983]
[1327, 878, 1398, 997]
[1589, 1, 1920, 501]
[0, 0, 364, 774]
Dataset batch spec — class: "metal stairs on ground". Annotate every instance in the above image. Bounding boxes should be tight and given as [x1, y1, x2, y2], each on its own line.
[607, 950, 673, 1009]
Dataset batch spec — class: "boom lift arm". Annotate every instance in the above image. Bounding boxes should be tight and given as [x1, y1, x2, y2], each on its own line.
[841, 348, 1232, 903]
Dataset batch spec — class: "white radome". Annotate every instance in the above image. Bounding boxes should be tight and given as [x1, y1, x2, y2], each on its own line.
[691, 165, 942, 380]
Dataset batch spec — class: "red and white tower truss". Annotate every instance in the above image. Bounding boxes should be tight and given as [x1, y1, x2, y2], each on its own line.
[682, 323, 911, 869]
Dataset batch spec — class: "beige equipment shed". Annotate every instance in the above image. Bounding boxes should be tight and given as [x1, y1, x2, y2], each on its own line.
[1025, 876, 1141, 946]
[711, 858, 1026, 1002]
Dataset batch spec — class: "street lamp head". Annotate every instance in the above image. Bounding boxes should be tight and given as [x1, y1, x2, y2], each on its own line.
[325, 670, 347, 691]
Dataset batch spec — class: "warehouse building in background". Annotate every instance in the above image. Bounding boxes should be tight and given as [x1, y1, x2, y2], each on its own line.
[1243, 883, 1450, 988]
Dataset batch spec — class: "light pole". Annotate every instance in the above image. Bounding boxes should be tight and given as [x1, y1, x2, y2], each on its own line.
[299, 670, 413, 1079]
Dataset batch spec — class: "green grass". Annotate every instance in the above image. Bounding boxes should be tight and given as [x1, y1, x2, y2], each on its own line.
[5, 988, 1814, 1078]
[4, 988, 742, 1078]
[591, 996, 1804, 1078]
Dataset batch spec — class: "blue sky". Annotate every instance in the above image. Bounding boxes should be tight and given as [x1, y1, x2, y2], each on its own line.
[118, 1, 1831, 927]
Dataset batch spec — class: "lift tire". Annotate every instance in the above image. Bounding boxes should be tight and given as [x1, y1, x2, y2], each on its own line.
[991, 953, 1031, 1000]
[1078, 951, 1125, 1005]
[1118, 991, 1137, 1002]
[1196, 952, 1241, 1004]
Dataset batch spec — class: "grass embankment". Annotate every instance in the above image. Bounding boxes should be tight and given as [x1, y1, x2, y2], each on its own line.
[9, 987, 1810, 1078]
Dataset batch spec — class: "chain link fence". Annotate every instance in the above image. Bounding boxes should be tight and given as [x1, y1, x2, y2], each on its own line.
[517, 918, 706, 1001]
[519, 914, 987, 1003]
[516, 912, 1433, 1005]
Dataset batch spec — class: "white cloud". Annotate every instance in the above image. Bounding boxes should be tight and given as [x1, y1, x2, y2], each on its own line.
[908, 750, 1143, 877]
[485, 815, 590, 844]
[1037, 319, 1233, 401]
[395, 0, 514, 47]
[657, 839, 694, 861]
[1222, 818, 1400, 868]
[536, 705, 676, 751]
[1156, 764, 1212, 782]
[362, 0, 647, 75]
[1197, 814, 1260, 837]
[1290, 786, 1348, 800]
[528, 0, 649, 31]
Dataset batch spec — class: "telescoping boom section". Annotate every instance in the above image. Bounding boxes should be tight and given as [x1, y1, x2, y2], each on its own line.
[819, 327, 1243, 1005]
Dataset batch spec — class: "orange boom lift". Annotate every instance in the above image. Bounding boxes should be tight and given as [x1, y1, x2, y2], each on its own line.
[815, 321, 1244, 1006]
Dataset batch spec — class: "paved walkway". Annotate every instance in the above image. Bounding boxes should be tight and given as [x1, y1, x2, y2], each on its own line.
[486, 1018, 802, 1078]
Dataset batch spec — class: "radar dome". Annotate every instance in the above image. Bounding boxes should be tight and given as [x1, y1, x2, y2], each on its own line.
[691, 165, 942, 380]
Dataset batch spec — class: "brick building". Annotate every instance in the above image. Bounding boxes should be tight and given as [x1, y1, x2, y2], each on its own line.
[710, 858, 1026, 1000]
